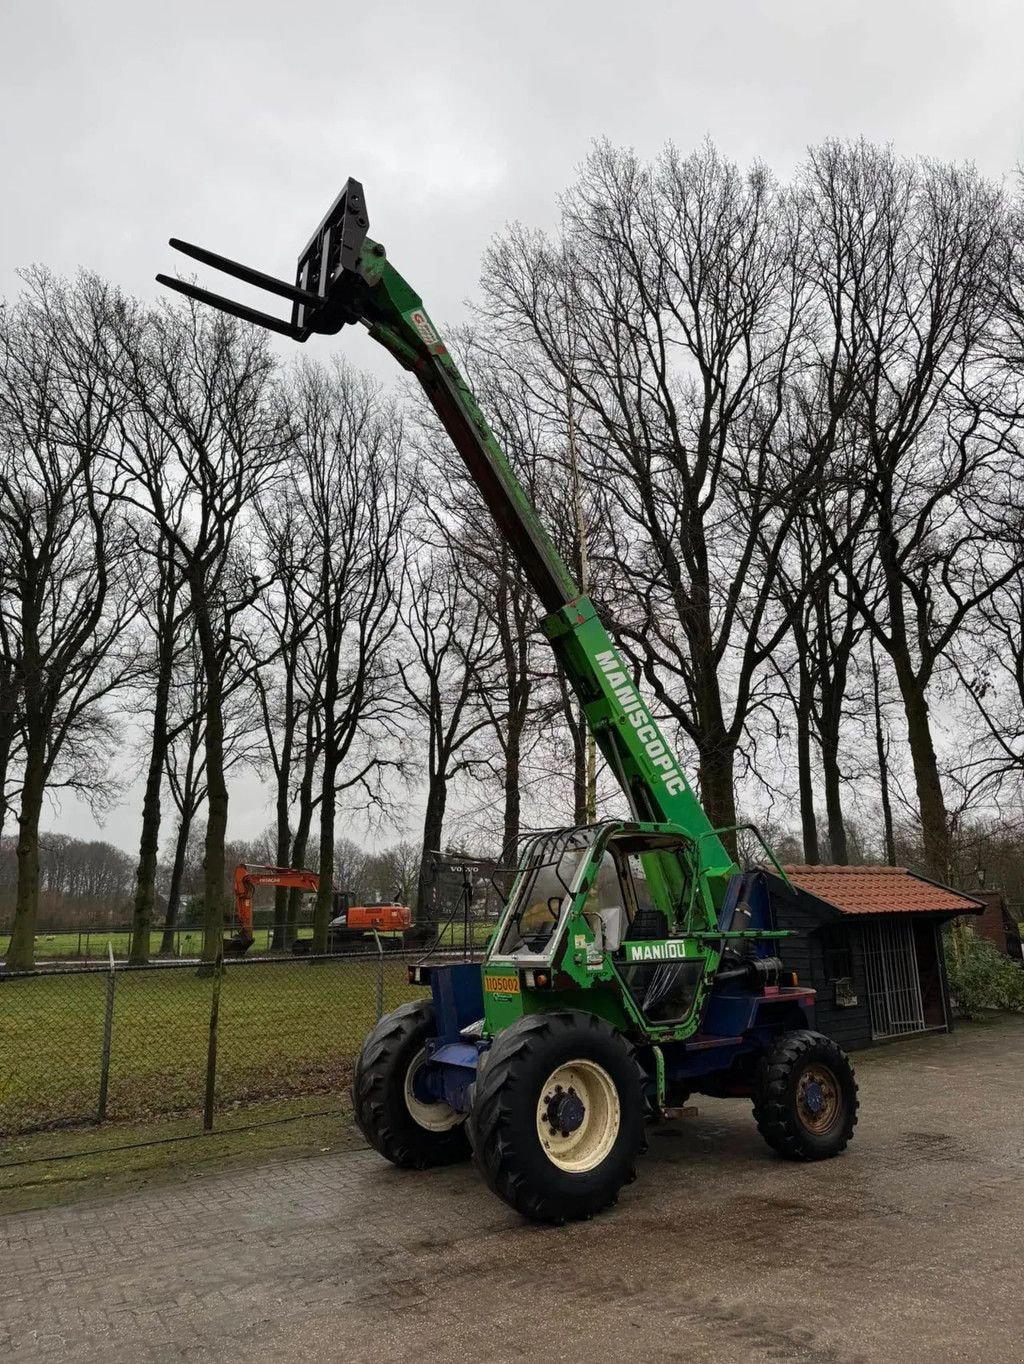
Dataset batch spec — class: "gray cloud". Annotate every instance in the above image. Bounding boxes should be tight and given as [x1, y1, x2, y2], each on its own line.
[3, 0, 1021, 850]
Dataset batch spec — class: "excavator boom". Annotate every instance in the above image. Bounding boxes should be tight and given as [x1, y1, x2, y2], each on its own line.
[232, 864, 321, 945]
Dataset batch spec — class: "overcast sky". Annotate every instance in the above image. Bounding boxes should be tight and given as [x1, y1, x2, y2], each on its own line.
[2, 0, 1023, 854]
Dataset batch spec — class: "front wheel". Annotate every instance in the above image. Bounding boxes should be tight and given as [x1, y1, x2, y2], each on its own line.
[352, 1000, 471, 1168]
[753, 1030, 858, 1161]
[469, 1011, 645, 1224]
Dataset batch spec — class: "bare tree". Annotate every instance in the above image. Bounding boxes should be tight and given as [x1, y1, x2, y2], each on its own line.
[156, 637, 266, 952]
[160, 720, 205, 952]
[0, 271, 137, 970]
[116, 299, 284, 959]
[398, 552, 497, 923]
[479, 142, 818, 847]
[124, 526, 191, 961]
[416, 337, 574, 855]
[250, 494, 320, 948]
[332, 836, 367, 899]
[950, 559, 1024, 805]
[0, 548, 23, 842]
[771, 493, 870, 864]
[945, 184, 1024, 809]
[283, 361, 410, 953]
[366, 840, 421, 905]
[805, 142, 1012, 878]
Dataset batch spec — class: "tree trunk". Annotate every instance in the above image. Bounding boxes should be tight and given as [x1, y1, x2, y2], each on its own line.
[0, 661, 17, 843]
[287, 789, 315, 942]
[272, 886, 289, 951]
[795, 662, 820, 865]
[571, 715, 588, 825]
[313, 755, 337, 952]
[871, 644, 897, 867]
[895, 672, 949, 878]
[193, 594, 228, 963]
[130, 744, 164, 964]
[5, 729, 45, 970]
[697, 737, 737, 859]
[817, 642, 850, 865]
[130, 636, 175, 964]
[269, 667, 297, 950]
[877, 527, 949, 878]
[159, 813, 192, 953]
[820, 738, 847, 865]
[201, 683, 228, 961]
[692, 628, 738, 854]
[503, 733, 521, 860]
[416, 779, 448, 925]
[271, 796, 291, 951]
[585, 726, 597, 824]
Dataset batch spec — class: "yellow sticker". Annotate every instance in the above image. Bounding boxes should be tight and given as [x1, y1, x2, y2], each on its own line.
[484, 974, 520, 995]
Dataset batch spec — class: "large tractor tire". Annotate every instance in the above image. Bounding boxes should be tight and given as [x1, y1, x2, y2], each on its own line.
[469, 1010, 645, 1224]
[352, 1000, 471, 1168]
[753, 1029, 858, 1161]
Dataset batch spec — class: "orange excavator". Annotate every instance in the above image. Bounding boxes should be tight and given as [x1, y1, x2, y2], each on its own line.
[228, 864, 416, 956]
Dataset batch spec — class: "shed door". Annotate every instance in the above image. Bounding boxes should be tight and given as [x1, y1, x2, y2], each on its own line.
[863, 919, 925, 1039]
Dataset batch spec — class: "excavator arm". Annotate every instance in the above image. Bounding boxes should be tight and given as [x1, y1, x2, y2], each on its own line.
[159, 183, 737, 928]
[232, 864, 320, 944]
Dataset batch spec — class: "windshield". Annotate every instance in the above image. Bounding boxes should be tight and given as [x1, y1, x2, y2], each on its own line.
[493, 828, 593, 959]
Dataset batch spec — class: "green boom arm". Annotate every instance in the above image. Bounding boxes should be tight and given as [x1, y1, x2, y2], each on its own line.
[157, 185, 736, 895]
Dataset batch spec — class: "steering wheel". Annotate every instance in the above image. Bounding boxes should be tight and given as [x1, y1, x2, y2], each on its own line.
[547, 896, 563, 919]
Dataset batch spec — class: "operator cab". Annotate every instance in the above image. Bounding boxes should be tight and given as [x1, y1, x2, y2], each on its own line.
[489, 821, 715, 1026]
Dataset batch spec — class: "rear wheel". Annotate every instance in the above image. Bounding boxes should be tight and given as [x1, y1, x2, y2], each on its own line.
[353, 1000, 470, 1168]
[753, 1030, 858, 1161]
[470, 1011, 645, 1223]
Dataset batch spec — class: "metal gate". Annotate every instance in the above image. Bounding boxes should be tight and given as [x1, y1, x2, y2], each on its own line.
[863, 919, 926, 1039]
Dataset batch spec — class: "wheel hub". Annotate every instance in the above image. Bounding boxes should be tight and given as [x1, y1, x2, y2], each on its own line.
[535, 1060, 621, 1173]
[803, 1080, 825, 1115]
[796, 1063, 841, 1135]
[544, 1085, 586, 1137]
[404, 1048, 465, 1133]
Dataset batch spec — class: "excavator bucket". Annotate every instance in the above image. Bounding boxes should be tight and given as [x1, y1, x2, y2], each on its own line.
[156, 179, 370, 341]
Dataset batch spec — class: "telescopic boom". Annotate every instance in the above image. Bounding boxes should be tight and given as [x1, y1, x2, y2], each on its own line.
[157, 180, 736, 895]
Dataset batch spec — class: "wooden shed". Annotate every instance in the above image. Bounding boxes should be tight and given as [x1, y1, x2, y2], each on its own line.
[765, 866, 984, 1050]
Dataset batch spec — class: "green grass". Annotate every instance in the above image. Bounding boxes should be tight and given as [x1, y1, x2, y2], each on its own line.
[8, 927, 278, 963]
[6, 919, 496, 964]
[0, 957, 428, 1137]
[435, 920, 495, 948]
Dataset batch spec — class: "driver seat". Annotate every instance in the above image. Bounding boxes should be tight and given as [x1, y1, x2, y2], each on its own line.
[625, 907, 669, 941]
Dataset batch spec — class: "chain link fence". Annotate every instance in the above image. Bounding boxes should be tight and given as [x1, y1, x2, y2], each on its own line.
[0, 923, 249, 964]
[0, 946, 482, 1139]
[1, 914, 499, 965]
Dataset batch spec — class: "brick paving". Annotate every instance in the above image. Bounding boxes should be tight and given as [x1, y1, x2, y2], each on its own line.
[3, 1017, 1024, 1363]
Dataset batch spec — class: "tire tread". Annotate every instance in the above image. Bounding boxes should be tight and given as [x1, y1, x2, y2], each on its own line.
[352, 1000, 470, 1169]
[469, 1010, 645, 1223]
[753, 1029, 858, 1161]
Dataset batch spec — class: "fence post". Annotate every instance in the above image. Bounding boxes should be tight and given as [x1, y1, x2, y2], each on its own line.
[96, 942, 116, 1123]
[203, 951, 224, 1132]
[373, 931, 385, 1020]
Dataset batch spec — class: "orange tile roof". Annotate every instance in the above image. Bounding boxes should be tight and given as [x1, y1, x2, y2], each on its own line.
[778, 865, 984, 916]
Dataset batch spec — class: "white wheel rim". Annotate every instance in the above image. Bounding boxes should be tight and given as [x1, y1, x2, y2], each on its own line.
[404, 1048, 464, 1132]
[536, 1060, 620, 1173]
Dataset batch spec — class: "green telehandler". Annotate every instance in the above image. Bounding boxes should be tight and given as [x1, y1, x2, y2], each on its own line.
[158, 180, 858, 1224]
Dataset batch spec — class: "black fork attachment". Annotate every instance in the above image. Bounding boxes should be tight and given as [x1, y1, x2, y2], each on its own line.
[156, 178, 370, 340]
